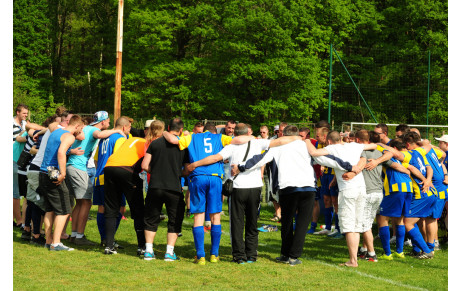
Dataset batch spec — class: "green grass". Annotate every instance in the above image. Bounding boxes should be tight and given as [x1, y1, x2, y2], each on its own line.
[14, 203, 448, 290]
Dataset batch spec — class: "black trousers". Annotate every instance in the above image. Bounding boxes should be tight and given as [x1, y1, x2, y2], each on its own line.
[229, 187, 261, 260]
[104, 167, 145, 248]
[144, 188, 185, 233]
[27, 200, 45, 235]
[279, 190, 315, 259]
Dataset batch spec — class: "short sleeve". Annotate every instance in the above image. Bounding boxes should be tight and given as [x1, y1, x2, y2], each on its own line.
[221, 134, 233, 146]
[433, 148, 444, 161]
[178, 134, 192, 150]
[402, 151, 412, 164]
[218, 146, 232, 161]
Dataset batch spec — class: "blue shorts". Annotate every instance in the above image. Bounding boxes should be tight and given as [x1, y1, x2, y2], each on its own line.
[315, 187, 321, 201]
[93, 185, 127, 207]
[189, 175, 222, 214]
[320, 174, 338, 197]
[87, 167, 96, 187]
[379, 192, 412, 217]
[432, 197, 446, 219]
[406, 195, 437, 218]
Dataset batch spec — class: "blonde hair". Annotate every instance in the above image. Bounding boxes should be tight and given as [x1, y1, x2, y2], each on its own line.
[145, 120, 165, 144]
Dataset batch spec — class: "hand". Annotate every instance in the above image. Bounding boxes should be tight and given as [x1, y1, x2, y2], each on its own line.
[342, 172, 356, 181]
[33, 133, 40, 142]
[443, 175, 448, 185]
[70, 147, 84, 156]
[364, 159, 379, 171]
[186, 163, 196, 173]
[320, 166, 325, 173]
[422, 179, 434, 193]
[53, 174, 65, 185]
[117, 129, 127, 138]
[351, 165, 360, 174]
[231, 164, 240, 177]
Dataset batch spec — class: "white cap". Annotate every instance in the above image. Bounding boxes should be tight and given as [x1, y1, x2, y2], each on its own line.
[435, 134, 448, 143]
[274, 125, 279, 131]
[144, 119, 154, 128]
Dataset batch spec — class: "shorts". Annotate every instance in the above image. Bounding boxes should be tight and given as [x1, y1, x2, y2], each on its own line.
[144, 188, 185, 233]
[362, 191, 383, 232]
[18, 173, 28, 197]
[432, 197, 446, 219]
[26, 170, 45, 211]
[39, 172, 73, 215]
[93, 185, 126, 207]
[189, 175, 222, 214]
[315, 188, 321, 201]
[338, 187, 366, 233]
[379, 192, 412, 218]
[320, 174, 338, 197]
[66, 165, 93, 200]
[87, 167, 96, 187]
[406, 194, 437, 218]
[13, 161, 20, 199]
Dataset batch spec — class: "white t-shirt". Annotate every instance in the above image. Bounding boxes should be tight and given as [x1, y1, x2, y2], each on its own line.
[218, 139, 270, 189]
[324, 142, 366, 191]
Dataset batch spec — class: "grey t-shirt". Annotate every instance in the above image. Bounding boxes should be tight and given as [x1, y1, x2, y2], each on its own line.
[360, 150, 392, 193]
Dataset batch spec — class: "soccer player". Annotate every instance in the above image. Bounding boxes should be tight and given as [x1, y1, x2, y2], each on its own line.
[163, 122, 233, 264]
[374, 123, 391, 145]
[435, 135, 448, 234]
[395, 124, 410, 138]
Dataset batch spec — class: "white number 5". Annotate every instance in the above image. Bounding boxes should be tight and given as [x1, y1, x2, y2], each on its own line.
[204, 138, 212, 153]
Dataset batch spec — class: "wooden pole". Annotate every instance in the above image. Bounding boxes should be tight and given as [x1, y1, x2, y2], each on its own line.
[114, 0, 124, 121]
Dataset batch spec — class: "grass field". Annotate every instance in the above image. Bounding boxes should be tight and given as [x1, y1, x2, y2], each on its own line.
[13, 203, 448, 290]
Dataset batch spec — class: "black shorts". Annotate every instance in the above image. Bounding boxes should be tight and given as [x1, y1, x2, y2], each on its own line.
[39, 172, 73, 215]
[144, 188, 185, 233]
[18, 173, 28, 197]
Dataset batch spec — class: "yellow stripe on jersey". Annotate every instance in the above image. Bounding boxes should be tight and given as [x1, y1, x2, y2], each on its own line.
[402, 151, 412, 164]
[376, 145, 388, 153]
[413, 148, 430, 167]
[401, 183, 408, 193]
[178, 134, 193, 151]
[221, 134, 233, 146]
[438, 189, 446, 200]
[94, 174, 104, 186]
[433, 147, 444, 161]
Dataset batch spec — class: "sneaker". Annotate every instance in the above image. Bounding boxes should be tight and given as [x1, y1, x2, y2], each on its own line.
[366, 253, 378, 262]
[358, 249, 368, 260]
[210, 255, 219, 263]
[164, 253, 180, 261]
[289, 258, 302, 266]
[314, 229, 332, 235]
[194, 256, 206, 265]
[327, 229, 338, 237]
[21, 230, 31, 241]
[404, 239, 412, 247]
[393, 252, 405, 259]
[137, 247, 146, 256]
[331, 232, 345, 239]
[434, 240, 441, 251]
[389, 236, 397, 244]
[233, 259, 245, 264]
[104, 247, 118, 255]
[45, 244, 51, 250]
[143, 251, 155, 260]
[50, 243, 74, 251]
[381, 254, 393, 261]
[74, 235, 96, 246]
[247, 257, 257, 263]
[178, 233, 183, 237]
[276, 255, 289, 264]
[416, 251, 434, 259]
[204, 226, 211, 233]
[30, 235, 46, 246]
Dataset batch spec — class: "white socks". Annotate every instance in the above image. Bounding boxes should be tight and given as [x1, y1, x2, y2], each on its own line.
[166, 245, 174, 255]
[145, 243, 153, 253]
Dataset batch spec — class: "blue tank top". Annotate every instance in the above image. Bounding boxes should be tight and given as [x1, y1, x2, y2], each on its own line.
[40, 128, 70, 173]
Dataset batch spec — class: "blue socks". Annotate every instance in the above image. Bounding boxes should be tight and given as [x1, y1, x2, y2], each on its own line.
[310, 222, 317, 231]
[334, 213, 340, 233]
[97, 212, 106, 241]
[396, 225, 405, 254]
[210, 224, 222, 256]
[408, 227, 431, 254]
[427, 242, 435, 253]
[325, 207, 333, 230]
[192, 226, 205, 259]
[379, 226, 391, 256]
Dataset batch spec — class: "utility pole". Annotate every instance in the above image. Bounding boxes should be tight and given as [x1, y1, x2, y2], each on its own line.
[114, 0, 124, 121]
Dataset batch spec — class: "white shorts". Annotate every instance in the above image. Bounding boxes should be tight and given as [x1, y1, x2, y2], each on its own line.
[338, 187, 367, 233]
[362, 191, 383, 232]
[65, 165, 93, 200]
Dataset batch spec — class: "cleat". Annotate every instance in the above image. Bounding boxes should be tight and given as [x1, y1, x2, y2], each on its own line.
[21, 230, 31, 241]
[358, 250, 368, 260]
[381, 254, 393, 261]
[393, 252, 405, 259]
[366, 253, 378, 262]
[416, 251, 434, 259]
[74, 235, 96, 246]
[44, 244, 51, 250]
[404, 239, 412, 247]
[144, 251, 155, 260]
[389, 236, 397, 244]
[164, 253, 180, 261]
[327, 229, 338, 237]
[276, 255, 290, 264]
[30, 235, 46, 246]
[314, 229, 332, 235]
[194, 256, 206, 265]
[50, 243, 74, 251]
[104, 247, 117, 255]
[137, 248, 146, 256]
[210, 255, 219, 263]
[306, 228, 316, 234]
[434, 240, 441, 251]
[289, 258, 302, 266]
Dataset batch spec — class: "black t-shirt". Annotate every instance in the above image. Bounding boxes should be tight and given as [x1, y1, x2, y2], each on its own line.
[146, 136, 189, 193]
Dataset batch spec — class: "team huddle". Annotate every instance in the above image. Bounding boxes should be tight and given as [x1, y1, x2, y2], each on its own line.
[13, 104, 448, 267]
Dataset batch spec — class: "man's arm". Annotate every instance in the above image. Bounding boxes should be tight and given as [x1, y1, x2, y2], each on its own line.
[342, 157, 366, 180]
[55, 133, 76, 185]
[389, 162, 410, 175]
[305, 139, 329, 157]
[365, 150, 393, 171]
[269, 136, 301, 148]
[407, 165, 433, 193]
[163, 131, 179, 145]
[15, 134, 27, 143]
[363, 143, 377, 151]
[230, 135, 254, 145]
[186, 154, 224, 173]
[93, 128, 126, 139]
[312, 155, 354, 172]
[141, 153, 152, 173]
[377, 143, 405, 162]
[442, 163, 448, 184]
[25, 122, 45, 131]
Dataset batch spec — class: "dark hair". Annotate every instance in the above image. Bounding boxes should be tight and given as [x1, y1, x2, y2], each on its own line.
[283, 125, 299, 136]
[60, 111, 71, 119]
[355, 130, 369, 142]
[315, 120, 330, 129]
[234, 123, 249, 136]
[42, 114, 58, 127]
[375, 123, 388, 134]
[226, 120, 236, 126]
[402, 131, 420, 145]
[299, 127, 310, 133]
[15, 104, 29, 113]
[396, 124, 410, 134]
[368, 131, 380, 143]
[389, 139, 405, 151]
[194, 122, 204, 128]
[55, 106, 67, 116]
[204, 122, 217, 133]
[327, 131, 341, 143]
[169, 118, 184, 132]
[83, 116, 93, 125]
[349, 131, 356, 138]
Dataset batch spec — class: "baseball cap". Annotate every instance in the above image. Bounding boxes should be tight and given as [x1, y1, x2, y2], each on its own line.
[435, 134, 448, 143]
[144, 119, 154, 128]
[274, 125, 279, 131]
[89, 111, 109, 126]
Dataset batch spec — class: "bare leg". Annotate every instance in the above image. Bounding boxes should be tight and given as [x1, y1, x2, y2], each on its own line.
[343, 232, 359, 267]
[425, 217, 437, 245]
[21, 199, 28, 225]
[13, 198, 22, 225]
[362, 230, 374, 253]
[311, 201, 319, 223]
[194, 212, 205, 227]
[210, 213, 221, 225]
[71, 200, 81, 233]
[144, 230, 156, 244]
[167, 232, 179, 246]
[77, 199, 92, 234]
[418, 219, 427, 241]
[273, 201, 281, 219]
[52, 214, 70, 245]
[44, 211, 56, 245]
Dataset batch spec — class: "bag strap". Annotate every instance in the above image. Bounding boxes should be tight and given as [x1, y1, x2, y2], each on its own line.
[233, 141, 251, 180]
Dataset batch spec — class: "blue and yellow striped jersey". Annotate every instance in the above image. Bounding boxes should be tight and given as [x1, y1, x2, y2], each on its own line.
[382, 157, 413, 196]
[402, 150, 435, 199]
[178, 131, 232, 179]
[94, 133, 126, 186]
